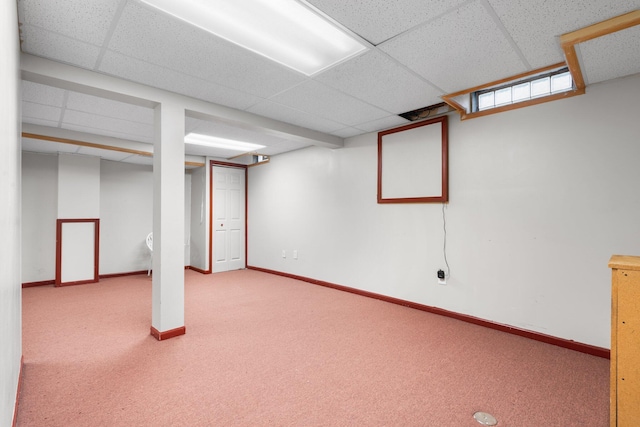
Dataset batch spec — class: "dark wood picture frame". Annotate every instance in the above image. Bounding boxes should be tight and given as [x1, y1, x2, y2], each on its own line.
[377, 115, 448, 204]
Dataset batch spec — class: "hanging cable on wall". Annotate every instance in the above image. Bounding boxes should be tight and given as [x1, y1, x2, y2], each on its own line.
[442, 203, 451, 278]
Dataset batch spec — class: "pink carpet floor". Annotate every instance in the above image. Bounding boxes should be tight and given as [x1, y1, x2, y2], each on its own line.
[17, 269, 608, 426]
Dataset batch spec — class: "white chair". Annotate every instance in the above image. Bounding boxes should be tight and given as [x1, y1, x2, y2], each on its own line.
[146, 232, 153, 276]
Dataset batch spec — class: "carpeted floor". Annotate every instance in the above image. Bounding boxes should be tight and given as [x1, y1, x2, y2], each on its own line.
[17, 269, 608, 426]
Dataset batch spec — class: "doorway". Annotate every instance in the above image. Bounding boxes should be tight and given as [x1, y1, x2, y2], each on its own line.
[212, 165, 246, 272]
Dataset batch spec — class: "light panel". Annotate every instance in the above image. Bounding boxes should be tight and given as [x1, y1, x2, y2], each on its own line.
[138, 0, 367, 76]
[184, 133, 265, 152]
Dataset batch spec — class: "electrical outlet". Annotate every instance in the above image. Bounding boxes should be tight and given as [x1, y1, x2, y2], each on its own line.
[437, 269, 447, 285]
[282, 250, 286, 258]
[293, 250, 298, 260]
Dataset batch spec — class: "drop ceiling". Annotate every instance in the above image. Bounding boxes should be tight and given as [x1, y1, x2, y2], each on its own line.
[16, 0, 640, 165]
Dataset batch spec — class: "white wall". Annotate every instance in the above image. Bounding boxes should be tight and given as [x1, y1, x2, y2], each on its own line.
[189, 165, 208, 270]
[23, 154, 195, 278]
[58, 153, 100, 218]
[248, 72, 640, 349]
[100, 160, 153, 275]
[22, 152, 58, 283]
[0, 0, 22, 424]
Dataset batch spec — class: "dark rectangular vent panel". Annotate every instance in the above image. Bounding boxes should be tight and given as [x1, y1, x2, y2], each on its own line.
[399, 102, 455, 121]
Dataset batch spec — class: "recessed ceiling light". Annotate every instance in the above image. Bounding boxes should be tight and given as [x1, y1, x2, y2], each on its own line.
[138, 0, 367, 76]
[184, 133, 265, 152]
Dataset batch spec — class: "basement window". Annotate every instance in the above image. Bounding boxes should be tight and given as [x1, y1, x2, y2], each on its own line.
[442, 62, 584, 120]
[473, 68, 573, 112]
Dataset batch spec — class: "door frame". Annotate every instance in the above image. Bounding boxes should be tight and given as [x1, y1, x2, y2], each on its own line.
[55, 218, 100, 286]
[208, 160, 248, 273]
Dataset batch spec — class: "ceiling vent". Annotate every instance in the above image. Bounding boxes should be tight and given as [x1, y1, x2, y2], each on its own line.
[399, 102, 455, 121]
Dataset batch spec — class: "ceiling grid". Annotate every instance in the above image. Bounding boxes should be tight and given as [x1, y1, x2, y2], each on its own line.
[15, 0, 640, 164]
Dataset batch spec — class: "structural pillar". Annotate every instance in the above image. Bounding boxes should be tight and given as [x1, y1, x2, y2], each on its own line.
[151, 101, 185, 340]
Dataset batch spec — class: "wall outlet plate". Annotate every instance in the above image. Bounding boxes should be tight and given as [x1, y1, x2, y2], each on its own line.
[282, 250, 286, 258]
[438, 277, 447, 285]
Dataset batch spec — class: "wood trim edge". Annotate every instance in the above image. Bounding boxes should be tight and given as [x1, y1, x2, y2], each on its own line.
[150, 326, 186, 341]
[12, 355, 24, 427]
[560, 10, 640, 46]
[444, 62, 567, 98]
[56, 218, 100, 287]
[559, 10, 640, 91]
[247, 266, 610, 359]
[377, 116, 448, 204]
[186, 266, 210, 274]
[22, 280, 55, 288]
[99, 270, 148, 279]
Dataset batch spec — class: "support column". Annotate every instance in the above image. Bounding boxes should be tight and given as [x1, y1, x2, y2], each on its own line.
[151, 102, 185, 340]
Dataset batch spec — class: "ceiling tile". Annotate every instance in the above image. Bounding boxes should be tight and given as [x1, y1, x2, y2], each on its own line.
[22, 117, 61, 128]
[18, 0, 120, 45]
[62, 110, 154, 140]
[120, 155, 153, 166]
[247, 100, 346, 134]
[307, 0, 468, 45]
[65, 91, 154, 124]
[332, 127, 366, 138]
[99, 51, 261, 110]
[22, 81, 66, 106]
[187, 118, 288, 148]
[315, 50, 443, 114]
[76, 146, 134, 161]
[487, 0, 640, 68]
[379, 1, 527, 93]
[61, 123, 152, 144]
[580, 25, 640, 85]
[106, 1, 307, 99]
[355, 115, 410, 133]
[22, 101, 62, 122]
[259, 140, 313, 156]
[184, 144, 245, 159]
[268, 80, 391, 127]
[20, 25, 102, 69]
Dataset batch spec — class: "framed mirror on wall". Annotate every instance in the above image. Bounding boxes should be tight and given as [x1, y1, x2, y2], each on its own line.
[377, 116, 448, 204]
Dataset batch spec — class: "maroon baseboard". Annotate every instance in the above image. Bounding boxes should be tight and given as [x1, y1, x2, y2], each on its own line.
[186, 266, 210, 274]
[150, 326, 186, 341]
[12, 355, 24, 427]
[56, 278, 99, 287]
[22, 280, 55, 288]
[99, 270, 147, 279]
[247, 266, 610, 359]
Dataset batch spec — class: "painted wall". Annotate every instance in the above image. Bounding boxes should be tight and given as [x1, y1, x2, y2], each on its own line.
[23, 154, 195, 279]
[248, 72, 640, 349]
[57, 153, 100, 218]
[22, 152, 58, 283]
[189, 165, 208, 270]
[100, 160, 153, 275]
[0, 0, 22, 424]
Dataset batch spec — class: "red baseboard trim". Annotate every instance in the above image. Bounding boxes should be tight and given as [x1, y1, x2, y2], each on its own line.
[186, 266, 210, 274]
[12, 355, 24, 427]
[247, 266, 610, 359]
[22, 280, 55, 288]
[99, 270, 147, 279]
[56, 278, 99, 287]
[150, 326, 186, 341]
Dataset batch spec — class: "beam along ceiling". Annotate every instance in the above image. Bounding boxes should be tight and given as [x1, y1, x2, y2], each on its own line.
[17, 0, 640, 164]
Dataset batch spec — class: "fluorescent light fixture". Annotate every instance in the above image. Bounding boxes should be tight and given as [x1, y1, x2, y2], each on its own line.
[138, 0, 367, 76]
[185, 133, 265, 152]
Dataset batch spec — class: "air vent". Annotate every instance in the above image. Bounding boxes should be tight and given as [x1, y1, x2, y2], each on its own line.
[399, 102, 455, 121]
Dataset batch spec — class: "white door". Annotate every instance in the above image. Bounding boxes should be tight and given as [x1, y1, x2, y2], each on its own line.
[213, 166, 246, 273]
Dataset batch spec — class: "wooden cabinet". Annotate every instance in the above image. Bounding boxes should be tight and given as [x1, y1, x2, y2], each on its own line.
[609, 255, 640, 427]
